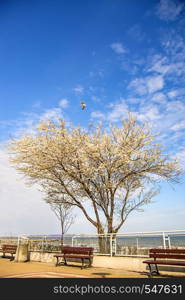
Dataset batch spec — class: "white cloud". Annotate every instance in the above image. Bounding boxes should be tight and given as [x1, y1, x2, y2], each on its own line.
[97, 92, 184, 155]
[171, 120, 185, 131]
[91, 96, 101, 102]
[131, 98, 185, 150]
[58, 98, 69, 108]
[151, 92, 166, 103]
[91, 111, 105, 120]
[39, 108, 62, 122]
[147, 55, 171, 75]
[126, 97, 141, 104]
[166, 100, 185, 113]
[91, 100, 129, 123]
[110, 43, 126, 54]
[174, 151, 185, 167]
[161, 31, 185, 61]
[107, 102, 129, 122]
[128, 75, 164, 95]
[136, 105, 162, 122]
[146, 75, 164, 93]
[168, 89, 185, 99]
[168, 90, 179, 98]
[147, 34, 185, 83]
[156, 0, 184, 21]
[73, 85, 84, 94]
[0, 106, 65, 141]
[128, 78, 147, 96]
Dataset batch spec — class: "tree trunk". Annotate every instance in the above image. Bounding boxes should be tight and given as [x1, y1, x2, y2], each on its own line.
[111, 232, 117, 256]
[98, 235, 107, 253]
[97, 219, 118, 255]
[60, 218, 64, 251]
[97, 225, 111, 254]
[101, 217, 113, 255]
[60, 233, 64, 249]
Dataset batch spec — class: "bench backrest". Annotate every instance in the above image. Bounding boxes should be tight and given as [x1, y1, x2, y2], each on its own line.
[2, 244, 17, 251]
[149, 248, 185, 260]
[61, 246, 94, 256]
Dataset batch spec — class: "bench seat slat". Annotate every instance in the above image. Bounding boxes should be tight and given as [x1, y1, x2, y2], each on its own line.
[63, 256, 90, 259]
[143, 259, 185, 266]
[149, 248, 185, 254]
[2, 245, 17, 250]
[54, 254, 91, 258]
[150, 254, 185, 259]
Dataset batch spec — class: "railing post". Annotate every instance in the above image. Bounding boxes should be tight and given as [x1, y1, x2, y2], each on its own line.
[163, 232, 166, 249]
[115, 235, 117, 256]
[72, 235, 77, 247]
[168, 236, 171, 249]
[41, 236, 45, 253]
[110, 234, 112, 257]
[136, 238, 139, 250]
[17, 236, 20, 246]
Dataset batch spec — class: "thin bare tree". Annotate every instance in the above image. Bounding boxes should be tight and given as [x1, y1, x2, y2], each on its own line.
[47, 198, 75, 247]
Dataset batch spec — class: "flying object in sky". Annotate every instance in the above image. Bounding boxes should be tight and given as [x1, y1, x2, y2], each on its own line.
[80, 101, 86, 110]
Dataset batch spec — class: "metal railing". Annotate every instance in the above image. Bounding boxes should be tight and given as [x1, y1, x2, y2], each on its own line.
[71, 230, 185, 257]
[0, 230, 185, 257]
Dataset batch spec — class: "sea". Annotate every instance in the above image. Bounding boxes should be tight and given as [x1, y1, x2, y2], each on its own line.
[69, 235, 185, 248]
[1, 234, 185, 249]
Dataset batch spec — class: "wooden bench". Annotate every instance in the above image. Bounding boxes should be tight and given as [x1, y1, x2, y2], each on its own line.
[143, 248, 185, 276]
[54, 246, 94, 269]
[1, 244, 17, 260]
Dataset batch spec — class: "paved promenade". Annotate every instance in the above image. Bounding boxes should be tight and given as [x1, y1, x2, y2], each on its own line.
[0, 258, 148, 278]
[0, 258, 184, 278]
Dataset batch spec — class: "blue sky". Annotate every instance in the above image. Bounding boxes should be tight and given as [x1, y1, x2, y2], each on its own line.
[0, 0, 185, 235]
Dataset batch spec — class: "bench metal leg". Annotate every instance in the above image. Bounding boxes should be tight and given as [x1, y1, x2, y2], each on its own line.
[148, 264, 152, 277]
[155, 264, 160, 275]
[10, 254, 14, 261]
[55, 256, 66, 267]
[89, 258, 92, 267]
[81, 258, 84, 269]
[64, 256, 67, 266]
[55, 257, 59, 267]
[148, 264, 160, 277]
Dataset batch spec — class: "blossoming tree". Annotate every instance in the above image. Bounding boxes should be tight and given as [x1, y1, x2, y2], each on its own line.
[10, 115, 183, 252]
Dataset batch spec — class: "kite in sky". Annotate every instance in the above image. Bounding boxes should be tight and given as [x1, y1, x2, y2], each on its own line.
[80, 101, 86, 110]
